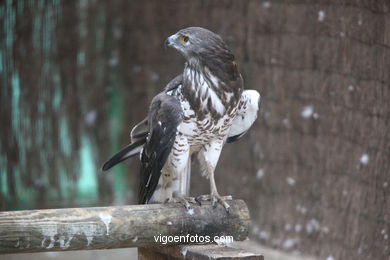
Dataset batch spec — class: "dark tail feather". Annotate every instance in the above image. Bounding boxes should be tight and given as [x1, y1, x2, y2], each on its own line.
[226, 130, 248, 143]
[102, 139, 145, 171]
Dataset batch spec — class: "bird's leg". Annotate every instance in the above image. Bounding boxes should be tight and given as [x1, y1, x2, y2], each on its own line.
[195, 164, 233, 214]
[168, 194, 199, 210]
[167, 181, 199, 210]
[168, 169, 199, 210]
[195, 140, 232, 214]
[164, 137, 199, 209]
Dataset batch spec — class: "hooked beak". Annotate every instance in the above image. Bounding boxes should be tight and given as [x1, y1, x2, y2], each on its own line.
[164, 35, 174, 48]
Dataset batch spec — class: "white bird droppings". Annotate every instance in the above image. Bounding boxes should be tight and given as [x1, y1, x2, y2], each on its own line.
[41, 225, 57, 249]
[322, 226, 330, 234]
[286, 177, 296, 186]
[181, 248, 188, 256]
[85, 110, 97, 126]
[262, 1, 271, 8]
[282, 118, 290, 127]
[360, 154, 369, 165]
[109, 55, 119, 67]
[301, 106, 314, 119]
[166, 221, 173, 226]
[41, 223, 99, 249]
[382, 229, 388, 240]
[187, 208, 194, 215]
[259, 231, 270, 240]
[282, 238, 298, 249]
[296, 204, 307, 215]
[295, 224, 302, 233]
[326, 255, 335, 260]
[215, 236, 234, 247]
[318, 10, 326, 22]
[59, 236, 67, 249]
[132, 236, 138, 242]
[99, 213, 112, 235]
[306, 219, 321, 234]
[256, 168, 265, 180]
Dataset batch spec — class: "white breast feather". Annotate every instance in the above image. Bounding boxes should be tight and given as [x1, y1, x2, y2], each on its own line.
[206, 88, 225, 114]
[189, 67, 225, 115]
[178, 97, 197, 136]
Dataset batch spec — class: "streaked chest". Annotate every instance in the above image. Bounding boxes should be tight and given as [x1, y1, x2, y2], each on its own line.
[175, 82, 238, 144]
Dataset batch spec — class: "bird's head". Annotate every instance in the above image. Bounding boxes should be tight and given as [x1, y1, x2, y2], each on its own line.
[165, 27, 234, 63]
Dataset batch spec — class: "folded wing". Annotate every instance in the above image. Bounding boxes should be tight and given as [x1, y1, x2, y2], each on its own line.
[102, 76, 183, 172]
[138, 93, 183, 204]
[227, 89, 261, 143]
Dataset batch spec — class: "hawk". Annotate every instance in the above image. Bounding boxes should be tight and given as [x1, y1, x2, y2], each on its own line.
[103, 27, 261, 213]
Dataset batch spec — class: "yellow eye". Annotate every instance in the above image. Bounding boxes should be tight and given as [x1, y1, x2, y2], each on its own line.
[181, 36, 189, 44]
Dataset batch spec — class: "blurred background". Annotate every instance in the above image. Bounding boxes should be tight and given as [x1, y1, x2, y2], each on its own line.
[1, 0, 389, 259]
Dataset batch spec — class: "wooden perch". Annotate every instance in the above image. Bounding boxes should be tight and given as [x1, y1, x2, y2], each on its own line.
[139, 244, 264, 260]
[0, 200, 250, 254]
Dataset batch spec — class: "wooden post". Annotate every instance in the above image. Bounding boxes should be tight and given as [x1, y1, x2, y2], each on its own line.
[0, 200, 250, 254]
[138, 245, 264, 260]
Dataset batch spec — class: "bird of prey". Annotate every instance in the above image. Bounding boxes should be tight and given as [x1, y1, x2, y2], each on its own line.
[103, 27, 261, 213]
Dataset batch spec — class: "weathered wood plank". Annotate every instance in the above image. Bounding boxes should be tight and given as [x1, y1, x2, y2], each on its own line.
[0, 200, 250, 254]
[138, 247, 169, 260]
[139, 244, 264, 260]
